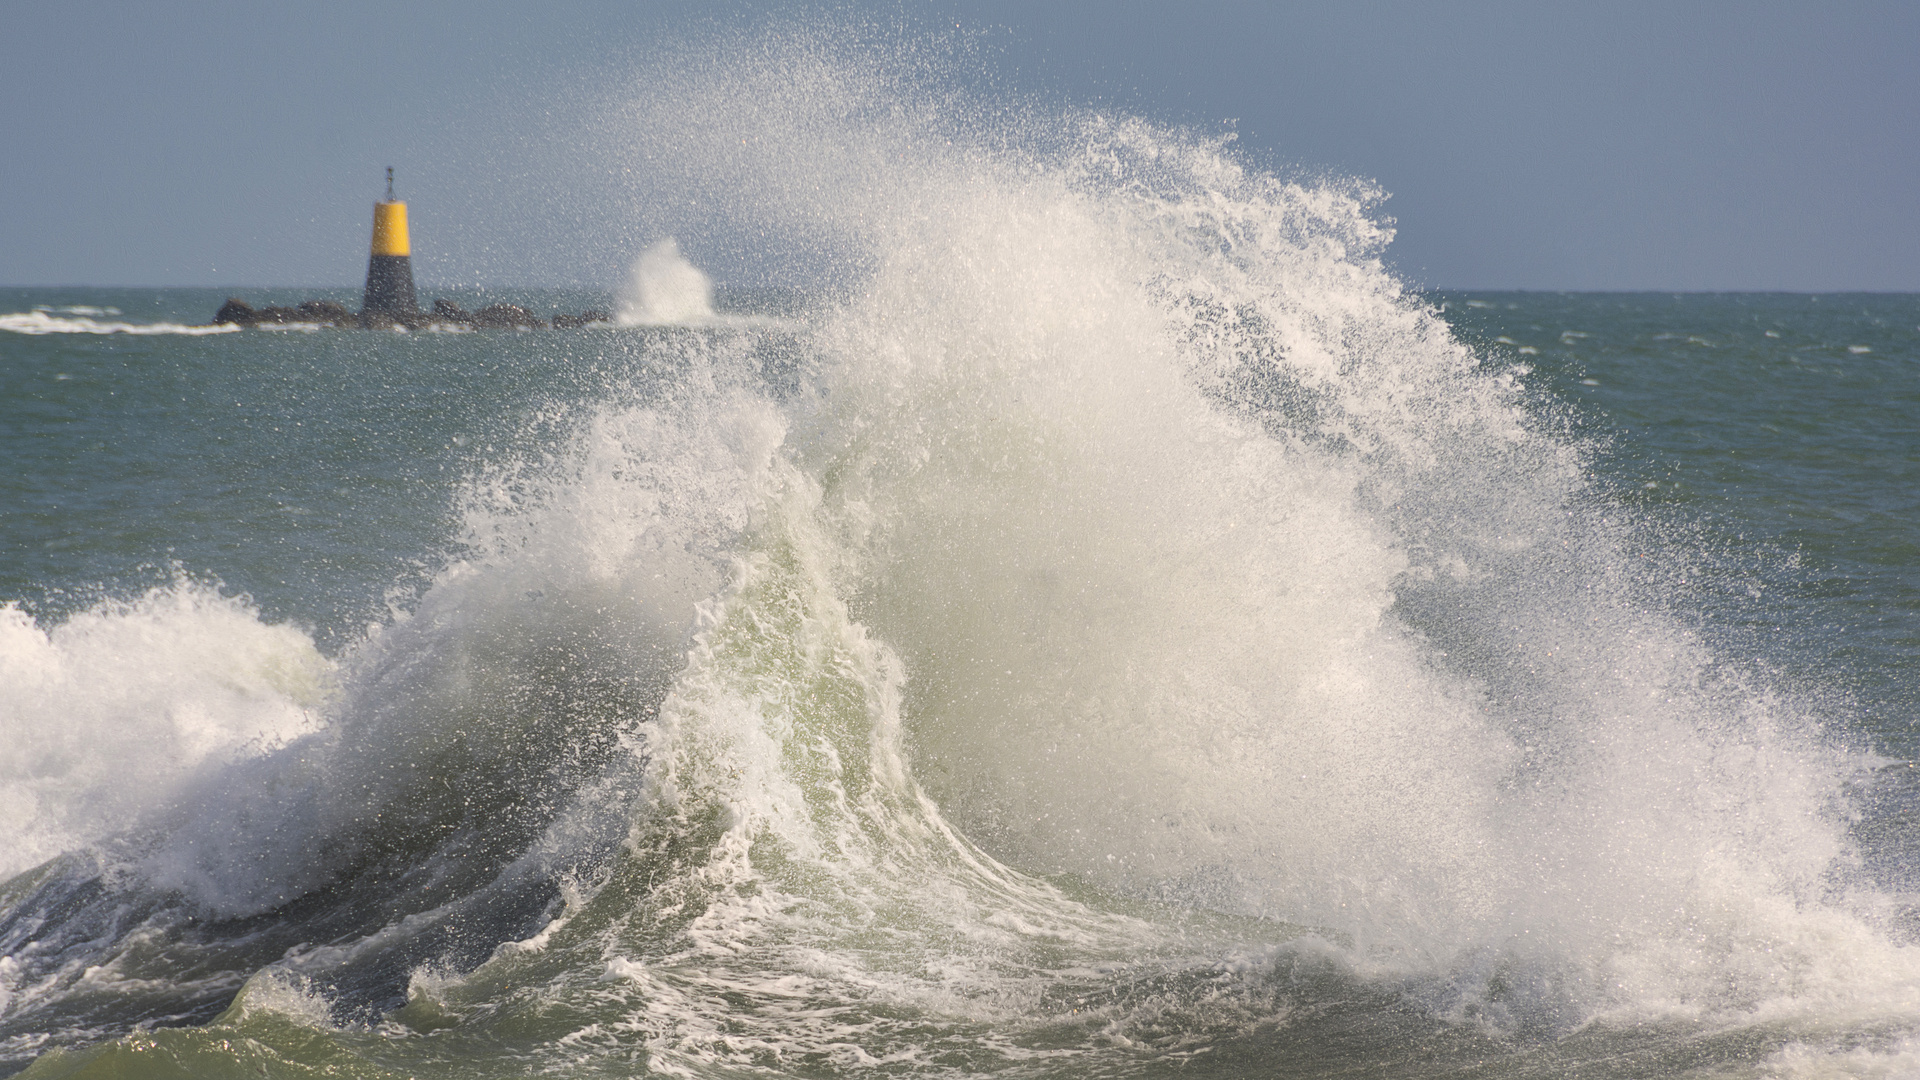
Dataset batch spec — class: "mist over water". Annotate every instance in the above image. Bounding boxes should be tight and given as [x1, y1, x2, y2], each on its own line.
[3, 29, 1917, 1080]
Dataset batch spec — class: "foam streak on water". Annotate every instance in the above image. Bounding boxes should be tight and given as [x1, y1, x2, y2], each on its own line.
[3, 30, 1918, 1080]
[0, 311, 237, 335]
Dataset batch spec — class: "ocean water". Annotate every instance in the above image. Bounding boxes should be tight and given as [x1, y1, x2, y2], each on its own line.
[3, 48, 1919, 1080]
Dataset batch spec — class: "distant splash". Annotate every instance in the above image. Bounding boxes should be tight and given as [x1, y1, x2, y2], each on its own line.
[615, 238, 715, 326]
[0, 310, 238, 335]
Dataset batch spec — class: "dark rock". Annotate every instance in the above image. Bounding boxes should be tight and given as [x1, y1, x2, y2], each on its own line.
[552, 309, 611, 329]
[212, 298, 257, 325]
[580, 310, 610, 324]
[470, 303, 544, 329]
[296, 300, 355, 326]
[215, 295, 560, 330]
[214, 299, 351, 326]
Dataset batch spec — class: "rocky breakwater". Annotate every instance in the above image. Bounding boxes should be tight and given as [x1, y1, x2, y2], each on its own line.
[211, 297, 610, 330]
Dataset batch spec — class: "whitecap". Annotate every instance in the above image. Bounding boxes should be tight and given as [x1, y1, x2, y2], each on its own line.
[0, 311, 238, 336]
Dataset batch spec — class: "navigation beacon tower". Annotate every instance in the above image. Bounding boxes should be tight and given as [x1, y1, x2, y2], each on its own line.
[362, 167, 417, 315]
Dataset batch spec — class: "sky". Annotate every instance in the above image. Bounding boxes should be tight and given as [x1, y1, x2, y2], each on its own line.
[2, 0, 1914, 291]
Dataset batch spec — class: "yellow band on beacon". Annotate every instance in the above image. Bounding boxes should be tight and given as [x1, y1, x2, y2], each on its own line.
[370, 201, 411, 257]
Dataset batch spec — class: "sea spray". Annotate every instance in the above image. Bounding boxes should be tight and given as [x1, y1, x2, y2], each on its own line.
[540, 32, 1918, 1048]
[0, 585, 328, 880]
[768, 109, 1888, 1031]
[130, 368, 782, 918]
[616, 238, 715, 326]
[380, 403, 1231, 1073]
[4, 28, 1918, 1080]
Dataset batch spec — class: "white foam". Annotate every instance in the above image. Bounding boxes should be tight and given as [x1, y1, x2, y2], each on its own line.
[0, 587, 329, 879]
[0, 311, 238, 336]
[615, 238, 716, 326]
[563, 41, 1920, 1045]
[1761, 1036, 1920, 1079]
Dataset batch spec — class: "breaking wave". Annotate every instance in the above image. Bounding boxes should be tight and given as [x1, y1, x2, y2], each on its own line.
[4, 27, 1916, 1080]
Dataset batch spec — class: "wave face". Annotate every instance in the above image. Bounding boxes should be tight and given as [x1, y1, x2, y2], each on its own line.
[5, 34, 1918, 1080]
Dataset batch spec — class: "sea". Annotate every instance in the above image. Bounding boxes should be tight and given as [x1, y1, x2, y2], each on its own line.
[2, 76, 1918, 1079]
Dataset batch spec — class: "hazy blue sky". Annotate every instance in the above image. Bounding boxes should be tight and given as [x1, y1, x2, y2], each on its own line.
[3, 0, 1913, 291]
